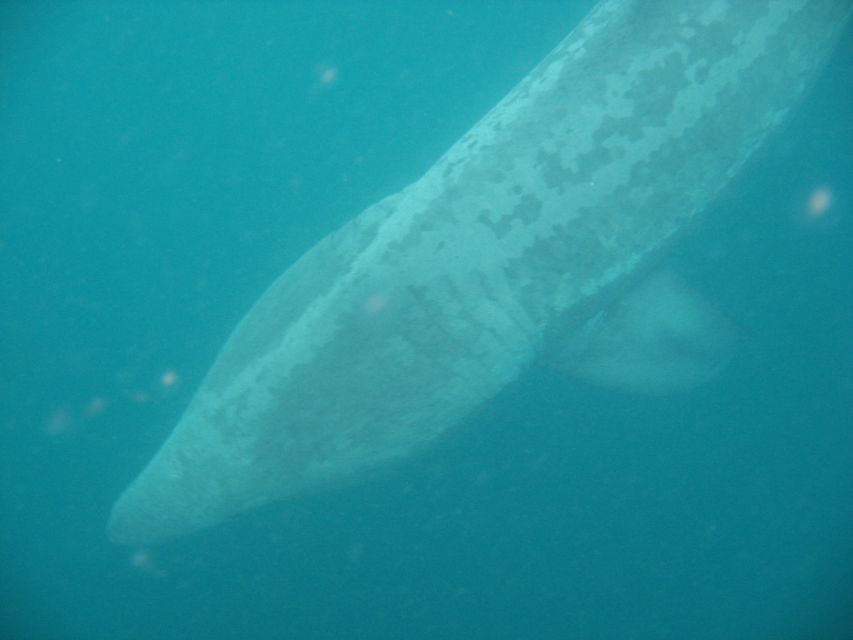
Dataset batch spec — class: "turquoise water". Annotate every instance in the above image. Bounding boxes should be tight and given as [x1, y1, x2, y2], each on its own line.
[1, 3, 851, 639]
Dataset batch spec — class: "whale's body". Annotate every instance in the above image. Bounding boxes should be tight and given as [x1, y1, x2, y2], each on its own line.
[108, 0, 851, 545]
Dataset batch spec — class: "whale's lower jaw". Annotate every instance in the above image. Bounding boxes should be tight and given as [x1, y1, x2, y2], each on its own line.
[107, 0, 852, 545]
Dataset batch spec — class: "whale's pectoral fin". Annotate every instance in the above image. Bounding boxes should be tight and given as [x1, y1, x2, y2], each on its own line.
[553, 270, 737, 395]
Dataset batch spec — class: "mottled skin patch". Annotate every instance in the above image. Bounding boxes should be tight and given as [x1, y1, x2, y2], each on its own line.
[478, 193, 543, 239]
[108, 0, 851, 546]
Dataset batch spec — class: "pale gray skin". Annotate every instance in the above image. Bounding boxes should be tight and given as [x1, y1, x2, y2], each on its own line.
[108, 0, 851, 545]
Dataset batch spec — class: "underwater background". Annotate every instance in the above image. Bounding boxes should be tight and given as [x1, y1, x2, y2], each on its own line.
[1, 2, 851, 639]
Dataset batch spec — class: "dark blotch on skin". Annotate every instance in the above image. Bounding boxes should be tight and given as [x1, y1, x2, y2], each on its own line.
[513, 193, 543, 225]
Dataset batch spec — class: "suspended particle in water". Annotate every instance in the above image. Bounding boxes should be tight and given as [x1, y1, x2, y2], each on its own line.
[160, 369, 179, 387]
[806, 184, 833, 219]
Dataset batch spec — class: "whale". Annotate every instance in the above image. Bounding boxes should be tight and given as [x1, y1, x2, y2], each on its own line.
[108, 0, 851, 545]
